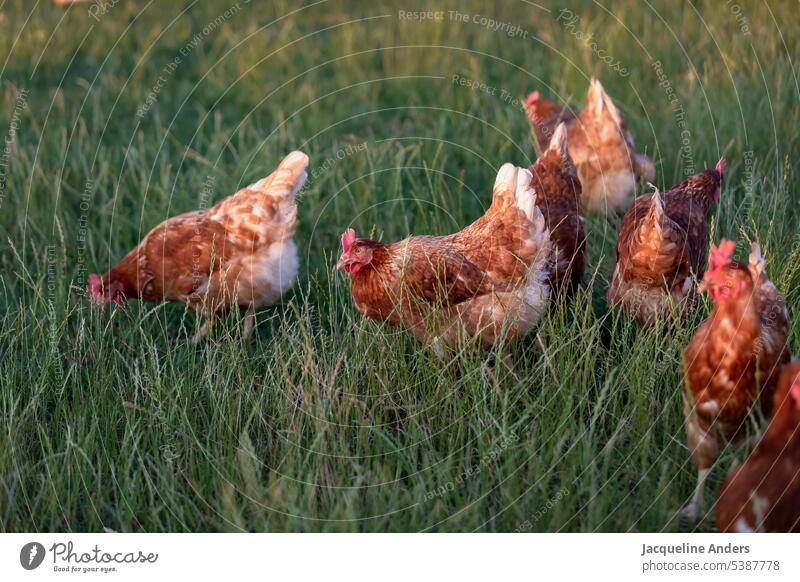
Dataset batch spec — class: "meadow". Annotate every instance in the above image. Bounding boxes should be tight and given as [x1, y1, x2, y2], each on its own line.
[0, 0, 798, 532]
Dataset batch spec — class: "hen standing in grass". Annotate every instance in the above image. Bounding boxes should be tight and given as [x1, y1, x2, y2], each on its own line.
[529, 122, 586, 296]
[716, 361, 800, 532]
[608, 160, 725, 325]
[681, 240, 790, 522]
[88, 151, 308, 343]
[336, 164, 550, 352]
[525, 78, 655, 213]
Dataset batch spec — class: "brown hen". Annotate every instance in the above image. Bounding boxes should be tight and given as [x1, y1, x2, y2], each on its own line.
[716, 362, 800, 532]
[608, 160, 724, 325]
[336, 164, 550, 352]
[528, 122, 586, 295]
[525, 78, 654, 213]
[681, 240, 791, 522]
[88, 151, 308, 342]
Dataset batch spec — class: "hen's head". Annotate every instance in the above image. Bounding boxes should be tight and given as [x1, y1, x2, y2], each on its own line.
[685, 158, 725, 203]
[88, 273, 126, 305]
[524, 90, 562, 127]
[707, 157, 726, 202]
[336, 228, 375, 274]
[699, 239, 752, 302]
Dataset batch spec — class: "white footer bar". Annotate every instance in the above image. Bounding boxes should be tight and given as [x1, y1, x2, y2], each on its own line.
[1, 533, 797, 581]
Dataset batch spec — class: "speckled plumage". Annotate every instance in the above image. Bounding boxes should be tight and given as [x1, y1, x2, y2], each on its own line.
[715, 362, 800, 532]
[529, 122, 586, 295]
[608, 164, 723, 325]
[340, 164, 551, 350]
[92, 151, 308, 323]
[525, 78, 655, 213]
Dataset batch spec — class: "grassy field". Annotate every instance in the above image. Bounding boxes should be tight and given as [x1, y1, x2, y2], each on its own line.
[0, 0, 798, 532]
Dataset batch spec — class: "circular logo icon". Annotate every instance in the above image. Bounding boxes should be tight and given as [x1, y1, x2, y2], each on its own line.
[20, 542, 46, 570]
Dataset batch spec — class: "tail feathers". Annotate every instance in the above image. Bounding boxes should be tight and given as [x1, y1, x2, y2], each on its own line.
[493, 163, 538, 222]
[749, 242, 765, 278]
[521, 177, 550, 285]
[251, 150, 309, 200]
[587, 77, 623, 126]
[547, 122, 570, 160]
[492, 162, 549, 259]
[515, 168, 537, 222]
[493, 163, 519, 209]
[645, 183, 666, 235]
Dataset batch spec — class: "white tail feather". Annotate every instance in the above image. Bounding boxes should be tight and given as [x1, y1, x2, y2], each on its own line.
[494, 163, 518, 194]
[493, 162, 549, 250]
[515, 168, 537, 221]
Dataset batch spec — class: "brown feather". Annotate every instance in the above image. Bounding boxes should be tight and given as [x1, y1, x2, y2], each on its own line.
[526, 79, 654, 213]
[96, 151, 308, 315]
[683, 259, 790, 472]
[529, 124, 586, 295]
[716, 362, 800, 532]
[344, 165, 550, 349]
[608, 167, 722, 324]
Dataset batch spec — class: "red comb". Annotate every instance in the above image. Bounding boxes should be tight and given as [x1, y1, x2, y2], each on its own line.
[715, 157, 726, 175]
[525, 91, 540, 106]
[341, 228, 356, 253]
[88, 273, 102, 295]
[708, 239, 736, 272]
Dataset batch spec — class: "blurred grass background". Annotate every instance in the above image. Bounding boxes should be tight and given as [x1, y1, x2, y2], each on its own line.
[0, 0, 797, 531]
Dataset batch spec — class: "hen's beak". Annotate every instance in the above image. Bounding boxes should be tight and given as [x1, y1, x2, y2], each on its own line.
[335, 254, 349, 270]
[697, 279, 709, 294]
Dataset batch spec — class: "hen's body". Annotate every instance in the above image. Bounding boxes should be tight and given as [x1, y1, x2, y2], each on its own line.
[716, 362, 800, 532]
[608, 163, 723, 325]
[91, 151, 308, 339]
[341, 165, 550, 350]
[681, 242, 790, 521]
[525, 78, 654, 213]
[529, 123, 586, 295]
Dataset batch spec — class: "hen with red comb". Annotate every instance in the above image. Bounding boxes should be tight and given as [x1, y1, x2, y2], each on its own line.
[680, 239, 790, 523]
[524, 78, 654, 213]
[87, 151, 308, 343]
[336, 163, 551, 352]
[608, 159, 726, 325]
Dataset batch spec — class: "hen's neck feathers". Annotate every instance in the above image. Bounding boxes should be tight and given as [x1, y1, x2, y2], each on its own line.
[103, 250, 141, 298]
[351, 241, 391, 277]
[708, 282, 761, 343]
[530, 151, 581, 207]
[668, 170, 721, 209]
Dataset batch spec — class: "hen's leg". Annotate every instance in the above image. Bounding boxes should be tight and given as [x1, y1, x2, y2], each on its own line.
[242, 305, 256, 340]
[680, 394, 718, 523]
[681, 468, 711, 523]
[431, 336, 446, 360]
[190, 318, 214, 345]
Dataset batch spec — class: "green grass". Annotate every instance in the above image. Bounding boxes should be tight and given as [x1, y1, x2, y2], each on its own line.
[0, 0, 798, 532]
